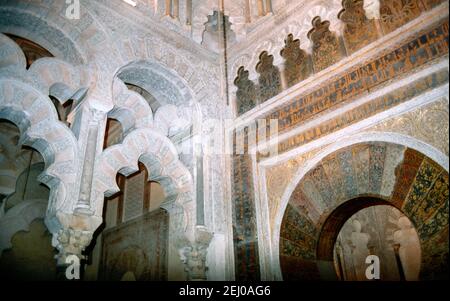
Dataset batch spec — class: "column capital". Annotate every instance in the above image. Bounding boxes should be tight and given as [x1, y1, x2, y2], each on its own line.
[46, 212, 102, 266]
[180, 226, 214, 281]
[52, 228, 93, 266]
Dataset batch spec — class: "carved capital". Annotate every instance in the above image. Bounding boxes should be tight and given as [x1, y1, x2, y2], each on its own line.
[52, 228, 93, 266]
[46, 211, 102, 266]
[180, 226, 213, 281]
[89, 107, 107, 124]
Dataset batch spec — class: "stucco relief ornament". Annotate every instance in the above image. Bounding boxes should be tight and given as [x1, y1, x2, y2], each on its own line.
[307, 16, 342, 72]
[382, 0, 418, 20]
[234, 66, 258, 115]
[339, 0, 378, 54]
[379, 0, 421, 33]
[370, 99, 449, 156]
[340, 0, 368, 32]
[280, 34, 310, 87]
[256, 51, 282, 103]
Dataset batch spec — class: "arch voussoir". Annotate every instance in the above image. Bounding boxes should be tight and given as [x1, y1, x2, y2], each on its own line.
[0, 33, 26, 70]
[110, 79, 153, 134]
[0, 78, 79, 215]
[95, 127, 193, 205]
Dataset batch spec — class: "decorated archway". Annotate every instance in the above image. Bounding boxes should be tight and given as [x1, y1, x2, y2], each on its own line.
[278, 141, 448, 280]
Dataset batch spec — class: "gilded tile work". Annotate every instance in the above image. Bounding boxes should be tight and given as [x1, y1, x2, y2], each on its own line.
[308, 17, 345, 72]
[280, 34, 312, 88]
[415, 173, 449, 236]
[292, 143, 392, 215]
[368, 144, 387, 195]
[321, 152, 349, 204]
[256, 51, 282, 103]
[402, 158, 449, 240]
[410, 161, 449, 280]
[339, 0, 379, 54]
[300, 178, 329, 215]
[402, 158, 443, 221]
[274, 143, 399, 247]
[339, 150, 359, 199]
[418, 202, 449, 244]
[351, 144, 371, 196]
[290, 184, 322, 224]
[390, 148, 425, 208]
[308, 164, 335, 210]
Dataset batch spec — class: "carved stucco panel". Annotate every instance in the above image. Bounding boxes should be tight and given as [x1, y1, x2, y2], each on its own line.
[265, 149, 321, 228]
[370, 98, 450, 156]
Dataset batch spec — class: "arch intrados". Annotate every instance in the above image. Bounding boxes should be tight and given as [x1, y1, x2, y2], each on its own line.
[316, 196, 398, 261]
